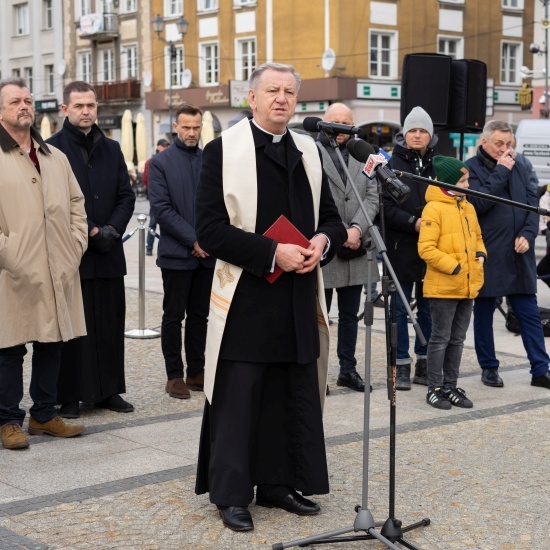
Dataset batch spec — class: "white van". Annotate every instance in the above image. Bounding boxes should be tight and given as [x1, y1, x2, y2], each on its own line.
[515, 119, 550, 188]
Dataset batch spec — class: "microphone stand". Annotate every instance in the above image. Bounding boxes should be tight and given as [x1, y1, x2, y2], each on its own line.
[273, 133, 428, 550]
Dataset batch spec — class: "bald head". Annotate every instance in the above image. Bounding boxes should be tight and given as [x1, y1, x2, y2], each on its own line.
[323, 103, 354, 145]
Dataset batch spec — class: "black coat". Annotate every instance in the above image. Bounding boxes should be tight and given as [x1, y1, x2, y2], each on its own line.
[385, 133, 438, 281]
[47, 120, 135, 279]
[148, 138, 215, 270]
[195, 123, 346, 364]
[466, 147, 539, 297]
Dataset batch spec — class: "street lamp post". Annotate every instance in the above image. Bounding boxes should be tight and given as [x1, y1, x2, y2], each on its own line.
[152, 14, 189, 136]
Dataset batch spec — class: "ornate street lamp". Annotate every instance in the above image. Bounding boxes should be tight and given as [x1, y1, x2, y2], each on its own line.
[152, 14, 189, 134]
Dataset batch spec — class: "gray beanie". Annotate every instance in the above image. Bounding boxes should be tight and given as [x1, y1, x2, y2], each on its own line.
[402, 106, 433, 138]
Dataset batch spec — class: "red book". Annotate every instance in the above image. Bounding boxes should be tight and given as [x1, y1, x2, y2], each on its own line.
[263, 215, 310, 284]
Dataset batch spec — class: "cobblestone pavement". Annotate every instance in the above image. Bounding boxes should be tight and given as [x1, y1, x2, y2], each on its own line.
[1, 204, 550, 550]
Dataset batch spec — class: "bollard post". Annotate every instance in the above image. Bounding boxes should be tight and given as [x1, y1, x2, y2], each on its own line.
[125, 213, 161, 339]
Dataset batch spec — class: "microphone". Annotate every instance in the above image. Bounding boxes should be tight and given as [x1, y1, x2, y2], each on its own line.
[303, 116, 360, 135]
[346, 138, 411, 204]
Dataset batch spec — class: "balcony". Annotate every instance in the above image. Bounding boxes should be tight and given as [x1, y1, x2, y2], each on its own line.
[95, 80, 141, 103]
[79, 12, 119, 39]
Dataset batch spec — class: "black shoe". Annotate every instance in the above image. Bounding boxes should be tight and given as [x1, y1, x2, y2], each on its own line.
[396, 365, 411, 391]
[531, 372, 550, 389]
[95, 394, 134, 413]
[59, 402, 80, 419]
[481, 368, 504, 387]
[413, 358, 428, 386]
[217, 506, 254, 531]
[444, 387, 473, 408]
[426, 387, 452, 410]
[256, 488, 320, 516]
[146, 248, 153, 256]
[372, 294, 385, 308]
[337, 371, 365, 392]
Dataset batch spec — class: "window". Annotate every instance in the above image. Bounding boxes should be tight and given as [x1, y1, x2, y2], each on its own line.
[45, 64, 55, 94]
[234, 0, 256, 5]
[24, 67, 33, 93]
[77, 51, 92, 82]
[235, 38, 256, 81]
[121, 44, 138, 80]
[198, 0, 218, 10]
[12, 68, 21, 78]
[502, 0, 523, 8]
[99, 49, 115, 82]
[76, 0, 92, 18]
[438, 36, 464, 59]
[120, 0, 137, 12]
[165, 45, 185, 88]
[165, 0, 183, 16]
[369, 31, 397, 79]
[43, 0, 53, 29]
[501, 41, 521, 84]
[200, 42, 219, 85]
[15, 3, 29, 36]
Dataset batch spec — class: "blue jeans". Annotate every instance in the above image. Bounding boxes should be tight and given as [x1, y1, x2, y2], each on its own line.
[0, 342, 62, 426]
[427, 299, 473, 390]
[325, 285, 362, 374]
[474, 294, 550, 378]
[146, 207, 157, 251]
[391, 281, 432, 365]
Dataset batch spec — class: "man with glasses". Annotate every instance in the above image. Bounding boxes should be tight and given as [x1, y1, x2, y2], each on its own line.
[148, 104, 215, 399]
[466, 120, 550, 390]
[47, 81, 136, 418]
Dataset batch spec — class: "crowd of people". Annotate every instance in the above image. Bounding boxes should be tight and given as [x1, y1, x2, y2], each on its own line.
[2, 64, 550, 532]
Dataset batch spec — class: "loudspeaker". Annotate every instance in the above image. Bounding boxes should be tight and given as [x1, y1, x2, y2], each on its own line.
[400, 53, 453, 128]
[448, 59, 487, 133]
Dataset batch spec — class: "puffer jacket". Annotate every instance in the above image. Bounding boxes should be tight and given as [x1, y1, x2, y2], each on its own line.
[418, 185, 486, 299]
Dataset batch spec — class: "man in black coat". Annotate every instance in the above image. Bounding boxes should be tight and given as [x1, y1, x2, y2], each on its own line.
[194, 63, 347, 532]
[148, 104, 215, 399]
[47, 81, 136, 418]
[386, 106, 436, 390]
[466, 120, 550, 390]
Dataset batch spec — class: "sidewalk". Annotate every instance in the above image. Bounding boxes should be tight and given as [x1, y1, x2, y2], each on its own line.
[1, 200, 550, 549]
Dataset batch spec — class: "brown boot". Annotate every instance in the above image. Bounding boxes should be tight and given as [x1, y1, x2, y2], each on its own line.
[1, 423, 30, 450]
[28, 416, 85, 438]
[165, 378, 191, 399]
[186, 371, 204, 391]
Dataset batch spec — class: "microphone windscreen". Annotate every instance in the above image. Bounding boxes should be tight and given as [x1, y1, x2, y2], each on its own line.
[346, 138, 375, 163]
[303, 116, 322, 132]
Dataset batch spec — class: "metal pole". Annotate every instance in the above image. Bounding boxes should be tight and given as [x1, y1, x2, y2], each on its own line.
[169, 43, 174, 136]
[125, 214, 160, 339]
[545, 0, 549, 118]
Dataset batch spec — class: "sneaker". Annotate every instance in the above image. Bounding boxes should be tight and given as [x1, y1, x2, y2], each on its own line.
[426, 388, 451, 410]
[444, 387, 473, 408]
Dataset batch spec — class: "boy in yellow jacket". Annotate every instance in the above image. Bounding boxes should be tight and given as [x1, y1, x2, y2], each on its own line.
[418, 156, 487, 409]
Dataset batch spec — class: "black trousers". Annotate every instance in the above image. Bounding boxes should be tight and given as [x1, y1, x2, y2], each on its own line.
[161, 265, 214, 379]
[195, 359, 329, 506]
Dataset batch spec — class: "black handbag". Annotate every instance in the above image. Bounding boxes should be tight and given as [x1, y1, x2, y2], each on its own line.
[337, 242, 367, 261]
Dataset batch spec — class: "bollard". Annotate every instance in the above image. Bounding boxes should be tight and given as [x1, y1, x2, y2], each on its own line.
[125, 213, 161, 339]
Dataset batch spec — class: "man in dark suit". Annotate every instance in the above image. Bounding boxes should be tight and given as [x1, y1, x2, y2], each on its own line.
[194, 63, 347, 531]
[47, 81, 136, 418]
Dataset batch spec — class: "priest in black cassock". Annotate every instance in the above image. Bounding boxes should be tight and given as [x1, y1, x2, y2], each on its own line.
[194, 63, 347, 532]
[47, 81, 135, 418]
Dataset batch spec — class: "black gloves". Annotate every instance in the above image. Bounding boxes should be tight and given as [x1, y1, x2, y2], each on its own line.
[90, 225, 120, 254]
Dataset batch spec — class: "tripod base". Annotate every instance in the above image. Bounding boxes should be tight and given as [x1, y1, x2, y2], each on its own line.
[272, 506, 430, 549]
[124, 328, 160, 339]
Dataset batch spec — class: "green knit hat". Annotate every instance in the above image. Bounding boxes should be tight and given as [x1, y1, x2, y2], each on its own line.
[432, 155, 469, 186]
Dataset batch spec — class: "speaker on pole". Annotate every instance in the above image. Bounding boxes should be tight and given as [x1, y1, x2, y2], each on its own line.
[400, 53, 453, 128]
[448, 59, 487, 133]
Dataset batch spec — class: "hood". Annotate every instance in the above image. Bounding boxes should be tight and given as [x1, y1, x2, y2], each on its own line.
[394, 132, 439, 152]
[425, 183, 464, 204]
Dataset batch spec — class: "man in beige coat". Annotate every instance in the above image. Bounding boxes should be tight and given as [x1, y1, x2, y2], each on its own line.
[0, 78, 88, 450]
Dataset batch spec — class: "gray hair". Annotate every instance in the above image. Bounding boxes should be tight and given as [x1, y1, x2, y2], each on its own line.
[481, 120, 514, 140]
[0, 77, 29, 110]
[249, 63, 302, 92]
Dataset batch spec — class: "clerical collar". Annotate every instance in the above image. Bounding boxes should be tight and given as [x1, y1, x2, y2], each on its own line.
[251, 119, 287, 142]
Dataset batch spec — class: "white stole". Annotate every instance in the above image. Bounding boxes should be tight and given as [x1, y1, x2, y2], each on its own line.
[203, 117, 330, 408]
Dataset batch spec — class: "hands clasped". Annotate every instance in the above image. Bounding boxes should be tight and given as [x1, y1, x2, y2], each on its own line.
[275, 235, 328, 274]
[90, 225, 120, 254]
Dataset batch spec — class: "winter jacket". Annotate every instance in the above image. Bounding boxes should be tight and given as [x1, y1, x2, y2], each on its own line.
[148, 138, 215, 270]
[466, 147, 538, 297]
[385, 133, 438, 281]
[0, 124, 88, 348]
[47, 119, 135, 279]
[418, 185, 486, 299]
